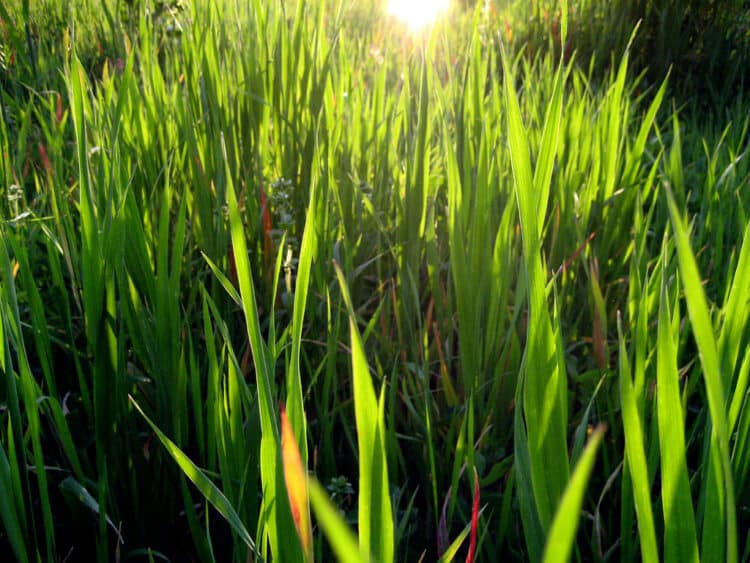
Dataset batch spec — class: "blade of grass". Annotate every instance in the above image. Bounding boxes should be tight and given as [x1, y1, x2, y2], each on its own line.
[656, 250, 699, 563]
[308, 478, 368, 563]
[281, 405, 313, 563]
[542, 425, 606, 563]
[502, 45, 569, 533]
[334, 261, 394, 563]
[224, 134, 302, 561]
[617, 313, 659, 562]
[665, 187, 738, 563]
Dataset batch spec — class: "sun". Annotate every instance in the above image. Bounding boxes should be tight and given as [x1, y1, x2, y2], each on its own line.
[386, 0, 450, 30]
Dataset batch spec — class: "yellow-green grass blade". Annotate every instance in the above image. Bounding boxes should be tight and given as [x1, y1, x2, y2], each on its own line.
[719, 222, 750, 401]
[730, 351, 750, 493]
[308, 478, 368, 563]
[656, 256, 699, 563]
[532, 59, 565, 239]
[602, 51, 628, 203]
[542, 425, 605, 563]
[665, 187, 738, 563]
[436, 506, 488, 563]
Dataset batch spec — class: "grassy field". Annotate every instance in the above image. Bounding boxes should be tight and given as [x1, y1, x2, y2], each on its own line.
[1, 0, 750, 561]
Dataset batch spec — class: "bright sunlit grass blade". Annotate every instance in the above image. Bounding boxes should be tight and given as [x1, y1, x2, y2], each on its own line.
[656, 253, 699, 563]
[542, 425, 605, 563]
[719, 221, 750, 401]
[502, 45, 569, 536]
[308, 478, 368, 563]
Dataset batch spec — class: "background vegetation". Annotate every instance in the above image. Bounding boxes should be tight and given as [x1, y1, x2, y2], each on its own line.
[1, 0, 750, 561]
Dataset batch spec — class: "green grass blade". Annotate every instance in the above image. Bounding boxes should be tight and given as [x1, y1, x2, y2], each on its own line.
[334, 261, 394, 563]
[287, 154, 319, 465]
[224, 135, 301, 561]
[542, 425, 605, 563]
[718, 222, 750, 387]
[308, 478, 368, 563]
[665, 187, 738, 563]
[656, 254, 699, 563]
[502, 46, 569, 533]
[617, 314, 659, 562]
[0, 444, 29, 563]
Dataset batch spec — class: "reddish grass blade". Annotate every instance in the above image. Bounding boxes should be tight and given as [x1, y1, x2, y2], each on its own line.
[281, 404, 314, 563]
[466, 468, 480, 563]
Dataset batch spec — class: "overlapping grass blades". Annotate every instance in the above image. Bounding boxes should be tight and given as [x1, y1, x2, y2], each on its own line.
[655, 247, 699, 563]
[129, 396, 260, 557]
[225, 136, 304, 562]
[666, 187, 738, 563]
[335, 262, 394, 563]
[502, 44, 570, 536]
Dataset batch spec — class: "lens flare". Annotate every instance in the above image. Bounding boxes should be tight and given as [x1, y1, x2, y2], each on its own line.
[386, 0, 450, 30]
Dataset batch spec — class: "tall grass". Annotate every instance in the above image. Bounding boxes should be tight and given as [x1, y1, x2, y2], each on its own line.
[1, 0, 749, 560]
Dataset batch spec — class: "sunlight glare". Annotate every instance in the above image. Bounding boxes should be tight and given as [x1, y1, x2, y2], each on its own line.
[386, 0, 450, 30]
